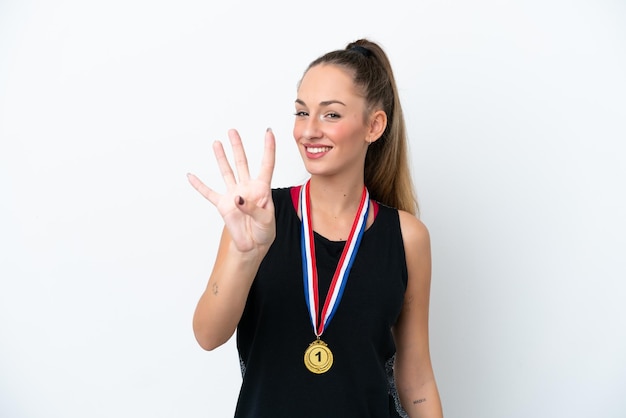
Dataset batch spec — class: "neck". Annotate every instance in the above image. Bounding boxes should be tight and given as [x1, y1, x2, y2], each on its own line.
[307, 176, 366, 218]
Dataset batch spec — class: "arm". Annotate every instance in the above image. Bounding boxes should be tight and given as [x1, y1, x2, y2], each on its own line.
[192, 226, 268, 350]
[393, 211, 443, 418]
[188, 129, 276, 351]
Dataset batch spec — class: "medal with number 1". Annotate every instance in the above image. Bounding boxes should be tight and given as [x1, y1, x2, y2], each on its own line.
[299, 180, 370, 374]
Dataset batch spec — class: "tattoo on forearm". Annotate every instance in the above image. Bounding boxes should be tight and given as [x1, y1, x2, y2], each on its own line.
[212, 283, 219, 295]
[413, 398, 427, 405]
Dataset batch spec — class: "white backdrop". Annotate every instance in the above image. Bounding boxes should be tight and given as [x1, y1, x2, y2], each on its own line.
[1, 1, 625, 417]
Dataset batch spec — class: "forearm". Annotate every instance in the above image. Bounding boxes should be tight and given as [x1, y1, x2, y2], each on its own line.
[192, 241, 268, 351]
[397, 378, 443, 418]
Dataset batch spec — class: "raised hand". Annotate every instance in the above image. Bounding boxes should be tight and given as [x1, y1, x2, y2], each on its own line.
[187, 129, 276, 253]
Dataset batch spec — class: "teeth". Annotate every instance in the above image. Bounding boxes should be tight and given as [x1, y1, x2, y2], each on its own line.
[307, 146, 331, 154]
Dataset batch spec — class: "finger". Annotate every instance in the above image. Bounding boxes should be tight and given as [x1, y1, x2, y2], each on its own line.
[235, 194, 274, 223]
[228, 129, 251, 182]
[187, 173, 221, 206]
[213, 140, 237, 187]
[258, 128, 276, 185]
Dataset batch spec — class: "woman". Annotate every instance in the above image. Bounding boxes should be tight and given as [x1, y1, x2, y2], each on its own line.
[188, 39, 443, 417]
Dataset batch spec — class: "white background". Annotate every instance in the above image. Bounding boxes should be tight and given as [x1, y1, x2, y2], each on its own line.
[1, 1, 625, 417]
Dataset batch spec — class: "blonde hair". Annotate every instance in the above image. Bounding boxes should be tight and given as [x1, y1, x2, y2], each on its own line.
[303, 39, 419, 216]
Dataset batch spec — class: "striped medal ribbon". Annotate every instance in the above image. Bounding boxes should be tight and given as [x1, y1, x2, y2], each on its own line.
[300, 180, 370, 374]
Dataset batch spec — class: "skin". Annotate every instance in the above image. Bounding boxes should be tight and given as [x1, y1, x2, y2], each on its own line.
[293, 64, 387, 238]
[187, 129, 276, 350]
[188, 63, 442, 417]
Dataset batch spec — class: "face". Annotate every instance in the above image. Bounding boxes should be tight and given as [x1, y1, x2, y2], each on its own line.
[293, 64, 373, 179]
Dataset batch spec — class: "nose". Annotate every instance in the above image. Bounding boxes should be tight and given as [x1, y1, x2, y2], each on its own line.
[296, 114, 323, 141]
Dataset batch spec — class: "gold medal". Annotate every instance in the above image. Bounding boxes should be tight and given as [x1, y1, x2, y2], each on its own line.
[303, 339, 333, 374]
[300, 182, 368, 375]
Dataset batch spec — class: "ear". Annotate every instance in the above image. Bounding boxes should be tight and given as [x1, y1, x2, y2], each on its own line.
[365, 110, 387, 143]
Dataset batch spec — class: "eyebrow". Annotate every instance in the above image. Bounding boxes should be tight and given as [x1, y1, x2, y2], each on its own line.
[295, 99, 347, 107]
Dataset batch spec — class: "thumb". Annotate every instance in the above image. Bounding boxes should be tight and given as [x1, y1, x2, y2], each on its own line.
[234, 195, 273, 221]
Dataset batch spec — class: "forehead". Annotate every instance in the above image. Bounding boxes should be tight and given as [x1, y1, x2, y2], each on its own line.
[297, 64, 363, 103]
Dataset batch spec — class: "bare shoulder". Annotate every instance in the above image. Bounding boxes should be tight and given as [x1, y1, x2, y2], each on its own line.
[397, 210, 431, 252]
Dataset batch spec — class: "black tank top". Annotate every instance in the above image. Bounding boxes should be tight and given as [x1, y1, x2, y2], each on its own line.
[235, 187, 408, 417]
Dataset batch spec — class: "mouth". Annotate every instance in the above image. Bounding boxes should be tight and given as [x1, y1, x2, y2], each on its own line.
[305, 146, 333, 154]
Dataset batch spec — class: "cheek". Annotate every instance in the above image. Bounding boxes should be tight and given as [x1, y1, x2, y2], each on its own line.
[292, 122, 301, 140]
[293, 118, 308, 140]
[331, 123, 363, 146]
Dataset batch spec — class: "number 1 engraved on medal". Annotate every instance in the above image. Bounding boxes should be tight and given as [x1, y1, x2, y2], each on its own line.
[304, 339, 333, 374]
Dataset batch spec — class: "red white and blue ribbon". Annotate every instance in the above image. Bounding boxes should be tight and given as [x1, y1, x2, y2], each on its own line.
[300, 180, 370, 337]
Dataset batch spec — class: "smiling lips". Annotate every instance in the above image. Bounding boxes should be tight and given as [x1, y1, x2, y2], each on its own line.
[305, 146, 332, 156]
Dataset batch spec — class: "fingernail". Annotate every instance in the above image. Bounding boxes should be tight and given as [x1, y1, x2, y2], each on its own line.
[266, 127, 272, 132]
[237, 196, 244, 205]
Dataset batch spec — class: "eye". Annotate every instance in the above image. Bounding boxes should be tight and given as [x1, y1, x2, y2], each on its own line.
[324, 112, 341, 120]
[294, 110, 309, 117]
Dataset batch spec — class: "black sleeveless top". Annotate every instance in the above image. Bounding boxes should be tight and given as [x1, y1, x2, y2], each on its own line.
[235, 187, 408, 417]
